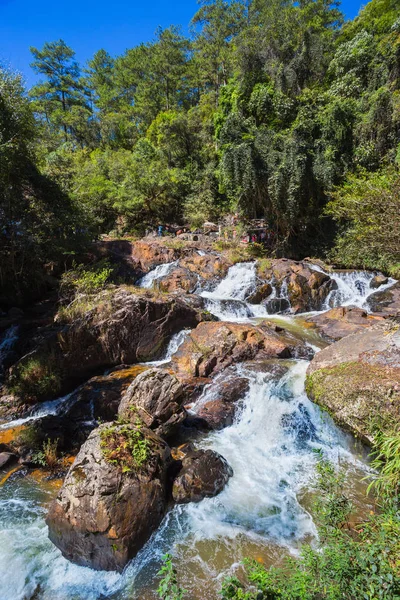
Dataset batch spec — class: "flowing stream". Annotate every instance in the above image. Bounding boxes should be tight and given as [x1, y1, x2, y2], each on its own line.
[0, 260, 392, 600]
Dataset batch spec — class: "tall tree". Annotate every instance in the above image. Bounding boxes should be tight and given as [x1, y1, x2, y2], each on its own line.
[30, 40, 91, 145]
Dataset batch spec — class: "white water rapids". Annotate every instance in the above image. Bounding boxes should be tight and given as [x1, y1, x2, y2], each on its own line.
[0, 260, 393, 599]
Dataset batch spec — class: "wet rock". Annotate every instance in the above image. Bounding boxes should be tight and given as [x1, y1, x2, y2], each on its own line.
[368, 281, 400, 317]
[264, 298, 290, 314]
[256, 259, 336, 313]
[306, 321, 400, 444]
[119, 369, 186, 438]
[171, 321, 309, 378]
[172, 449, 233, 503]
[0, 452, 16, 468]
[306, 306, 384, 341]
[158, 266, 199, 293]
[370, 275, 389, 289]
[11, 289, 212, 401]
[247, 283, 272, 305]
[195, 376, 250, 430]
[46, 423, 170, 572]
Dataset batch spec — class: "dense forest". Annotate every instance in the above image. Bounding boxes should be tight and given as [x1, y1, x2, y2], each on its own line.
[1, 0, 400, 306]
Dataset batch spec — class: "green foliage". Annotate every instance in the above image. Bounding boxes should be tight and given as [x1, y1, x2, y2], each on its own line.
[32, 438, 59, 469]
[100, 422, 150, 473]
[326, 168, 400, 276]
[368, 427, 400, 498]
[9, 357, 61, 402]
[157, 554, 187, 600]
[3, 0, 400, 307]
[60, 259, 114, 299]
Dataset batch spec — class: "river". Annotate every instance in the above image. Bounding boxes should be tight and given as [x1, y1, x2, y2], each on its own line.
[0, 261, 393, 600]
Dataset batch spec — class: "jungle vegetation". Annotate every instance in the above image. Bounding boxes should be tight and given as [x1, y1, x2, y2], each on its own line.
[1, 0, 400, 305]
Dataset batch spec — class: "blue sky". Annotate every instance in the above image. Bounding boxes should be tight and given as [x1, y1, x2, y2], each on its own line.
[0, 0, 366, 88]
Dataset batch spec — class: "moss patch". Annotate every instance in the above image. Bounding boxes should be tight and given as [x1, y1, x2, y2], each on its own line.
[306, 362, 400, 443]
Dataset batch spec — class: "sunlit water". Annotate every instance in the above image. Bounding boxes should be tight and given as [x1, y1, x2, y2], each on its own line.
[0, 259, 390, 600]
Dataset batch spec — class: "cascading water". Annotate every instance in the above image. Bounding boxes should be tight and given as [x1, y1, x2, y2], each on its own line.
[146, 329, 191, 366]
[201, 262, 268, 321]
[138, 261, 178, 289]
[0, 260, 377, 600]
[310, 264, 396, 311]
[0, 392, 76, 432]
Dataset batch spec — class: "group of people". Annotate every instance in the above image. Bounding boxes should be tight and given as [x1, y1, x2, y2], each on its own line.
[146, 221, 276, 248]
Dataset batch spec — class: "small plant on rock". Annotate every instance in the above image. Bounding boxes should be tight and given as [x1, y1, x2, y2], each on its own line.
[100, 421, 150, 473]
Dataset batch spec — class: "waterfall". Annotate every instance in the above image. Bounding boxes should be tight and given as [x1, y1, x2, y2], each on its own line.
[309, 265, 396, 311]
[201, 262, 268, 321]
[137, 261, 178, 289]
[146, 329, 191, 366]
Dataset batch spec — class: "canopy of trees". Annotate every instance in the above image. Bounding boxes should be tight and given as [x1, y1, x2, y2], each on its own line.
[1, 0, 400, 305]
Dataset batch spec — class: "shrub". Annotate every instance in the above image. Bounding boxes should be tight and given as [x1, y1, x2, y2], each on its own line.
[60, 259, 114, 301]
[9, 357, 61, 402]
[326, 169, 400, 277]
[32, 438, 59, 469]
[157, 554, 186, 600]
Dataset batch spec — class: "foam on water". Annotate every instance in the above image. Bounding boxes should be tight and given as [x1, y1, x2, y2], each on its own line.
[137, 260, 179, 289]
[201, 262, 268, 321]
[310, 264, 396, 311]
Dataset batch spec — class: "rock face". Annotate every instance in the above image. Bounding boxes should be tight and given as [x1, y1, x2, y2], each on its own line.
[46, 423, 170, 572]
[172, 449, 233, 503]
[171, 321, 312, 378]
[256, 259, 336, 313]
[306, 322, 400, 444]
[158, 266, 199, 293]
[11, 289, 211, 401]
[306, 306, 384, 341]
[195, 375, 250, 430]
[370, 275, 389, 289]
[368, 281, 400, 317]
[119, 368, 186, 438]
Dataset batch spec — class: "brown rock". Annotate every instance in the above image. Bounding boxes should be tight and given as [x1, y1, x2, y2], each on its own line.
[12, 289, 211, 401]
[119, 368, 186, 438]
[368, 282, 400, 317]
[172, 449, 233, 503]
[196, 376, 250, 430]
[370, 275, 389, 289]
[171, 321, 307, 378]
[46, 423, 170, 572]
[247, 283, 272, 304]
[306, 306, 384, 341]
[306, 322, 400, 444]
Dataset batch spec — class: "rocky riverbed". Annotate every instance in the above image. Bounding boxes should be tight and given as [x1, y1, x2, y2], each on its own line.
[0, 239, 399, 599]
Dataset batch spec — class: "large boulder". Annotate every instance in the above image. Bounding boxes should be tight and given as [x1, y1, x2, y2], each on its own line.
[9, 289, 211, 402]
[306, 306, 384, 341]
[119, 368, 186, 438]
[46, 423, 170, 572]
[172, 449, 233, 503]
[306, 322, 400, 444]
[171, 321, 312, 378]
